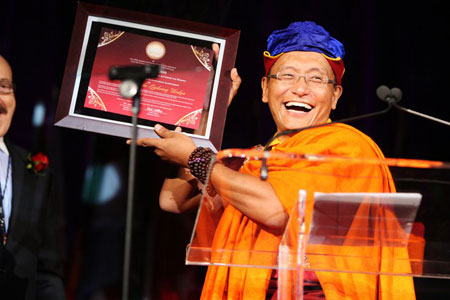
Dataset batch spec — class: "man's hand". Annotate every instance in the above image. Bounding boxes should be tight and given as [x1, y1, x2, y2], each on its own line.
[228, 67, 241, 106]
[128, 124, 196, 167]
[212, 43, 241, 106]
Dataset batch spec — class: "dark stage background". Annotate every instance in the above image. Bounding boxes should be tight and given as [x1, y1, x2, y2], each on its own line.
[1, 0, 449, 299]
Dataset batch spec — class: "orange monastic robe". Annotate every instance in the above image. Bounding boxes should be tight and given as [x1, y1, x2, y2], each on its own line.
[200, 123, 416, 300]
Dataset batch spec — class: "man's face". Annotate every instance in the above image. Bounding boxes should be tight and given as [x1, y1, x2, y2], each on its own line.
[261, 51, 342, 136]
[0, 56, 16, 138]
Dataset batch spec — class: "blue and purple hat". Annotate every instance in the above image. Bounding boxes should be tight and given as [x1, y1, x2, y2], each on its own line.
[263, 21, 345, 85]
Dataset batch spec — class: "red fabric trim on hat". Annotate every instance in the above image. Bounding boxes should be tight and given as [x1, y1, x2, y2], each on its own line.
[325, 58, 345, 85]
[263, 55, 278, 76]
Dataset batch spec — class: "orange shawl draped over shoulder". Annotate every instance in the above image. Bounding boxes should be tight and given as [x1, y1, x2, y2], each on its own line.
[200, 123, 416, 300]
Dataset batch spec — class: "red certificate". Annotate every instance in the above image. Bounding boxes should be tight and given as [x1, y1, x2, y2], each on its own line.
[84, 27, 214, 130]
[55, 2, 240, 150]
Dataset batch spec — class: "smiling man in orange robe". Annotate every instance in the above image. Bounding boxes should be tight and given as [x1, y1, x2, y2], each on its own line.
[135, 21, 417, 299]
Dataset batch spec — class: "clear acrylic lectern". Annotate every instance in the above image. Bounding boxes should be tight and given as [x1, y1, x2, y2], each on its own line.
[185, 149, 450, 299]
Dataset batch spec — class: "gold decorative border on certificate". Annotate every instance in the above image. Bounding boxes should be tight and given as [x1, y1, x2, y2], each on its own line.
[87, 86, 107, 111]
[191, 46, 212, 71]
[98, 30, 125, 47]
[175, 109, 202, 127]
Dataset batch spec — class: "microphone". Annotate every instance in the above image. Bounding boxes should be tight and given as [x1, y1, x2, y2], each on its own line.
[109, 64, 160, 82]
[109, 64, 160, 105]
[118, 80, 139, 99]
[376, 85, 402, 103]
[391, 87, 402, 102]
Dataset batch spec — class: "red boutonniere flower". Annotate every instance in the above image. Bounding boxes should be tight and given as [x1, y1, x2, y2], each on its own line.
[26, 152, 49, 174]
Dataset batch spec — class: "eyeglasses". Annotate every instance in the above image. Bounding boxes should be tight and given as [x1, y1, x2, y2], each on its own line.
[267, 70, 336, 88]
[0, 80, 15, 95]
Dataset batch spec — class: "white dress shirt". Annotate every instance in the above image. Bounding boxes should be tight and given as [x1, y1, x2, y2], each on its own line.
[0, 137, 13, 232]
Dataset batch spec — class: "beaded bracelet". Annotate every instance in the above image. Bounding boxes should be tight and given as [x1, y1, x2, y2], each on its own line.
[188, 147, 215, 184]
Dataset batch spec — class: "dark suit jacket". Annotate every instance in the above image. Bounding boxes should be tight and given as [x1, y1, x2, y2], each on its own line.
[0, 139, 65, 300]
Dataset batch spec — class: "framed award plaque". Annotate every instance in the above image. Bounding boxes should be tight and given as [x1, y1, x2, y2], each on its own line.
[55, 2, 240, 151]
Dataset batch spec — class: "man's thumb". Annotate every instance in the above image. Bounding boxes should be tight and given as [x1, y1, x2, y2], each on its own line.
[154, 124, 172, 138]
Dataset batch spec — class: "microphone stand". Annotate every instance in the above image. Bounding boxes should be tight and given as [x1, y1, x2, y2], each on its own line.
[392, 102, 450, 127]
[122, 82, 142, 300]
[260, 102, 394, 180]
[108, 64, 160, 300]
[260, 84, 450, 180]
[263, 102, 394, 151]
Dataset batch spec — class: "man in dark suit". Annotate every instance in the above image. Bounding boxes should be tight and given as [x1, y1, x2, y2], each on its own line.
[0, 54, 65, 299]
